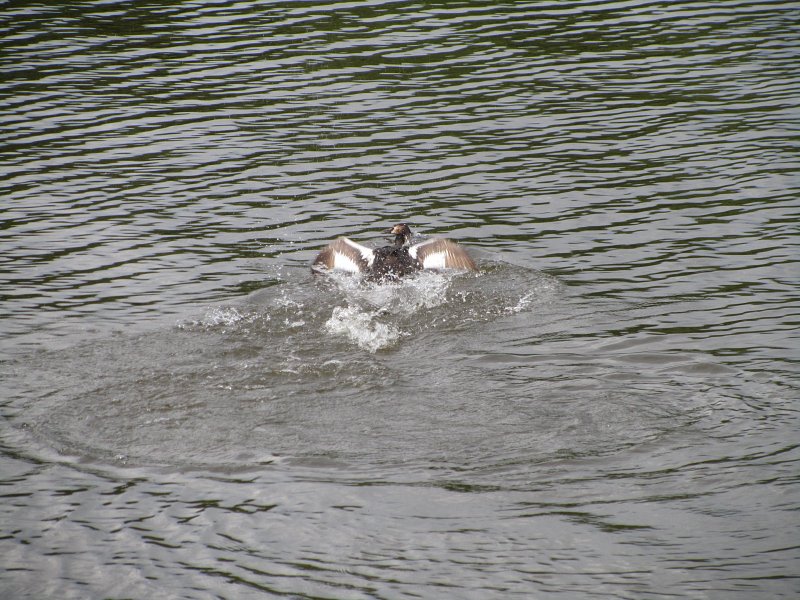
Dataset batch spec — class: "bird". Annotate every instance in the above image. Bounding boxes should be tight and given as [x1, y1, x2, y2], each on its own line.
[312, 223, 477, 280]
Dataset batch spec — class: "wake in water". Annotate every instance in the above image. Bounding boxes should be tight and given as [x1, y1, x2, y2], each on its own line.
[180, 261, 560, 353]
[6, 259, 734, 472]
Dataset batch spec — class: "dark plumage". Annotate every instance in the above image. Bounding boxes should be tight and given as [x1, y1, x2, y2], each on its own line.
[312, 223, 477, 280]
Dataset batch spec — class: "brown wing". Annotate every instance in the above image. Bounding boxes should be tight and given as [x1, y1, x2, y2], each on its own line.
[313, 237, 374, 273]
[409, 238, 477, 271]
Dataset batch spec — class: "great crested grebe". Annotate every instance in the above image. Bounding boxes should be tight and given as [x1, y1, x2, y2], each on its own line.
[313, 223, 477, 280]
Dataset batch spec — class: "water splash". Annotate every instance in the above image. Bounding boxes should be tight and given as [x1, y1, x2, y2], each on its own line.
[319, 270, 473, 351]
[176, 306, 245, 329]
[315, 264, 558, 350]
[325, 305, 403, 352]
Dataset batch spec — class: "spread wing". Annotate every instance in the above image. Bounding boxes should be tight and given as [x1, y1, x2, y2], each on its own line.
[409, 238, 477, 271]
[313, 237, 374, 273]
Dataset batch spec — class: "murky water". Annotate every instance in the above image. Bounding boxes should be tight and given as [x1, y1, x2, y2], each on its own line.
[2, 1, 799, 598]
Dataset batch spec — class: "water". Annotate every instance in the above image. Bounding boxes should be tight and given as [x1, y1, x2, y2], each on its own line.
[2, 1, 799, 598]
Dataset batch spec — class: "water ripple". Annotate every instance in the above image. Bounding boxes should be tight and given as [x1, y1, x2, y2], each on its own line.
[2, 1, 799, 598]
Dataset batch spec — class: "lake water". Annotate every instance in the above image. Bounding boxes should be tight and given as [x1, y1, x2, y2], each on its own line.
[1, 1, 799, 598]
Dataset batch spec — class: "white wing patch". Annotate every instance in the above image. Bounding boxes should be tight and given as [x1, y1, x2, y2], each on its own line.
[313, 237, 375, 273]
[410, 238, 477, 271]
[342, 238, 375, 267]
[419, 249, 447, 269]
[331, 251, 362, 273]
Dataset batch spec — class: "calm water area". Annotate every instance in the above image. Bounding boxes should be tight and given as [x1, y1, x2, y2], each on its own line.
[1, 1, 799, 598]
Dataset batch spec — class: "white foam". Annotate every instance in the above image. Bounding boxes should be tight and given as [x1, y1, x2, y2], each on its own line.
[345, 270, 455, 315]
[203, 306, 246, 326]
[505, 290, 535, 315]
[325, 305, 402, 352]
[321, 270, 474, 350]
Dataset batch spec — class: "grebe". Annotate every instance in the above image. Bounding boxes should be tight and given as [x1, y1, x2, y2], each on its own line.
[313, 223, 477, 280]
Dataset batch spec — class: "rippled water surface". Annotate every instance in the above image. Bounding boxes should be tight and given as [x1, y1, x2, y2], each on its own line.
[2, 1, 799, 598]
